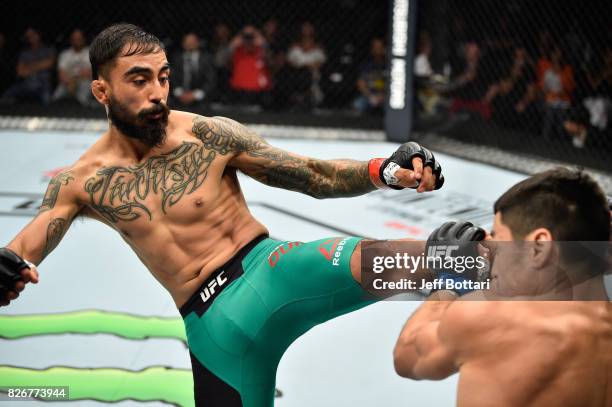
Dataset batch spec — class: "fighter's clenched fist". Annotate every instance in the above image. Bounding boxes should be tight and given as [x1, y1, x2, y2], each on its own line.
[0, 248, 39, 306]
[368, 142, 444, 192]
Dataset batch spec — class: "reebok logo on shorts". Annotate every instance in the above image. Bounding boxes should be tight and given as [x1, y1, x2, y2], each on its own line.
[318, 238, 348, 266]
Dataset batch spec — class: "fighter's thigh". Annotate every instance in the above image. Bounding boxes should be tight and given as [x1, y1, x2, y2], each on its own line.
[262, 237, 363, 294]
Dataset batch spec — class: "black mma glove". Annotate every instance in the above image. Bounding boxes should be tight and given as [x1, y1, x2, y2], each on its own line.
[0, 248, 32, 302]
[368, 142, 444, 190]
[425, 221, 487, 296]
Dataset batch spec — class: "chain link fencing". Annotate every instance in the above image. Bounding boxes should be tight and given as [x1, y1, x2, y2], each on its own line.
[0, 0, 388, 119]
[0, 0, 610, 173]
[414, 0, 612, 172]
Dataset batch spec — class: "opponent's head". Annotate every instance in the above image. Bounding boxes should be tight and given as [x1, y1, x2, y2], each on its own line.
[493, 168, 609, 242]
[90, 23, 170, 147]
[488, 168, 610, 295]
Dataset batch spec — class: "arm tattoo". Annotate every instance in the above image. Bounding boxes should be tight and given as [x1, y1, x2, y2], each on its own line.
[192, 115, 264, 154]
[40, 171, 75, 212]
[192, 116, 375, 198]
[42, 218, 67, 260]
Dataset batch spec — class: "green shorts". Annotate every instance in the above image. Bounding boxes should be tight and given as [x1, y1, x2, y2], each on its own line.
[180, 235, 375, 407]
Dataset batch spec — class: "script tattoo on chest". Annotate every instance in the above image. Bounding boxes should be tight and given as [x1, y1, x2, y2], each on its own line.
[84, 142, 215, 223]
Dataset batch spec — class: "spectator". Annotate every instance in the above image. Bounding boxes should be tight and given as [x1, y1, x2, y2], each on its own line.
[414, 32, 443, 115]
[0, 33, 14, 94]
[414, 33, 433, 78]
[170, 32, 216, 107]
[537, 46, 575, 138]
[449, 42, 483, 99]
[563, 105, 591, 148]
[353, 38, 387, 114]
[210, 23, 232, 101]
[446, 42, 493, 120]
[262, 18, 284, 74]
[587, 47, 612, 100]
[287, 22, 326, 106]
[52, 29, 91, 105]
[229, 25, 270, 105]
[563, 48, 612, 149]
[483, 46, 535, 127]
[2, 27, 55, 104]
[563, 102, 611, 150]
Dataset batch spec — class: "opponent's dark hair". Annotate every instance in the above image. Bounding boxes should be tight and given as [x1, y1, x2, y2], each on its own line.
[494, 168, 610, 242]
[89, 23, 164, 80]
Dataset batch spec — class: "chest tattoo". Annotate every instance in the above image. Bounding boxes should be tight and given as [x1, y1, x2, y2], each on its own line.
[84, 142, 215, 222]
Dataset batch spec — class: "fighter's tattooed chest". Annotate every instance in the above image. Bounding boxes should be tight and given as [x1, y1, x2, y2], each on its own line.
[84, 142, 217, 223]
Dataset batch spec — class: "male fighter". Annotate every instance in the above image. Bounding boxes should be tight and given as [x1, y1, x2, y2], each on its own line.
[0, 24, 443, 406]
[394, 168, 612, 407]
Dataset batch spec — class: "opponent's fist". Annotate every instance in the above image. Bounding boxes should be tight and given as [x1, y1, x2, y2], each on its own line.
[0, 248, 39, 306]
[425, 221, 486, 296]
[368, 142, 444, 192]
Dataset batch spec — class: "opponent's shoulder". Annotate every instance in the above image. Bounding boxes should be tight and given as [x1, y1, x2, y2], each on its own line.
[438, 300, 507, 343]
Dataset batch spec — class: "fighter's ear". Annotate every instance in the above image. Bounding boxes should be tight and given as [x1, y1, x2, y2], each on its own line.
[528, 228, 554, 269]
[91, 79, 109, 105]
[527, 228, 553, 243]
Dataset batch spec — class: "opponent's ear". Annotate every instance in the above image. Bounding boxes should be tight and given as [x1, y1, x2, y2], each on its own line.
[91, 79, 109, 105]
[526, 228, 554, 269]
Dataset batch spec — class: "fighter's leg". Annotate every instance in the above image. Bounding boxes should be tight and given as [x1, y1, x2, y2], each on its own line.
[349, 238, 427, 284]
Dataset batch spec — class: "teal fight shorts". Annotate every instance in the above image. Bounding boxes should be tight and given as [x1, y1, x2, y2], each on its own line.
[180, 235, 376, 406]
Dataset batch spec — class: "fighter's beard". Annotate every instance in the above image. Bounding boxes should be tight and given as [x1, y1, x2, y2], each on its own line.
[108, 97, 170, 147]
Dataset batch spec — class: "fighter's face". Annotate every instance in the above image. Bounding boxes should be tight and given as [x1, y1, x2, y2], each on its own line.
[101, 47, 171, 147]
[487, 213, 553, 297]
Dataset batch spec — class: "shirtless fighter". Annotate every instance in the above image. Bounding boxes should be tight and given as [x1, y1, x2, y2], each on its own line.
[394, 168, 612, 407]
[0, 24, 444, 406]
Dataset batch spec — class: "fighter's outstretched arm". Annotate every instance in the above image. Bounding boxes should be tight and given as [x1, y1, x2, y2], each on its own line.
[192, 115, 444, 198]
[1, 169, 83, 306]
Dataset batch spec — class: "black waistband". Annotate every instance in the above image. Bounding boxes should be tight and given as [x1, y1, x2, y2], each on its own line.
[179, 234, 268, 318]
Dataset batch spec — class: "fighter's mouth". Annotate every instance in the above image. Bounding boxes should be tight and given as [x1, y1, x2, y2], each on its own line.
[147, 112, 164, 120]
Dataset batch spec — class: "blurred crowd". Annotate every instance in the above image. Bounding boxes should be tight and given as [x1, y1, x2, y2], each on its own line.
[415, 28, 612, 150]
[1, 20, 610, 151]
[0, 22, 387, 115]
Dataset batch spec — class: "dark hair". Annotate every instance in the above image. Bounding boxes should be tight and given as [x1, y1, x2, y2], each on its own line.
[89, 23, 164, 80]
[494, 168, 610, 241]
[567, 105, 590, 127]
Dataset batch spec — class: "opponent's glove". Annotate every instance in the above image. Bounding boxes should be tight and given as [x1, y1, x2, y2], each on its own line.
[425, 221, 486, 296]
[0, 248, 32, 302]
[368, 142, 444, 190]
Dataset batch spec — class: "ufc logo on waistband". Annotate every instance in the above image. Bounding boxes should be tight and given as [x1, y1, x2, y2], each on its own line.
[427, 245, 459, 259]
[200, 272, 228, 303]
